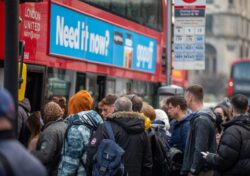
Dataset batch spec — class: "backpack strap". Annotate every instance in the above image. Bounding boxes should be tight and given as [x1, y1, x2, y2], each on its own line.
[104, 121, 115, 141]
[0, 151, 15, 176]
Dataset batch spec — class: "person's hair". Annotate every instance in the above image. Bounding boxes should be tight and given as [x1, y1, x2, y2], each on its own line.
[186, 84, 204, 102]
[230, 94, 248, 114]
[114, 96, 132, 112]
[127, 94, 143, 112]
[166, 96, 187, 111]
[26, 111, 42, 139]
[213, 104, 231, 121]
[51, 96, 67, 117]
[141, 102, 156, 121]
[100, 94, 118, 106]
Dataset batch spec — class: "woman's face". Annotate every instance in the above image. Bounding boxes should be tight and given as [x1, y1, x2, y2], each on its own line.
[214, 107, 226, 122]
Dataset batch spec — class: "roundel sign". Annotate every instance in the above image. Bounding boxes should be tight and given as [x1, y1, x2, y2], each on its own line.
[183, 0, 197, 3]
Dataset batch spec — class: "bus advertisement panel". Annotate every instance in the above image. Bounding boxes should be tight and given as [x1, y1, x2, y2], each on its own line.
[50, 3, 157, 73]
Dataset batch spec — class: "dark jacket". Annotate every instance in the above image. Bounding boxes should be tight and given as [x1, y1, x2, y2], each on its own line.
[181, 108, 217, 175]
[0, 130, 47, 176]
[32, 119, 67, 175]
[206, 114, 250, 176]
[18, 98, 31, 146]
[87, 111, 152, 176]
[169, 113, 193, 152]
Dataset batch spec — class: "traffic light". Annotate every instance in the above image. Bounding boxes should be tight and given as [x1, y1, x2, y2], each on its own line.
[20, 0, 43, 3]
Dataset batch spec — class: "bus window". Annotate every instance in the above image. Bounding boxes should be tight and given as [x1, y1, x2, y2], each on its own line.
[228, 60, 250, 104]
[111, 0, 126, 16]
[127, 0, 142, 23]
[142, 0, 162, 30]
[233, 62, 250, 80]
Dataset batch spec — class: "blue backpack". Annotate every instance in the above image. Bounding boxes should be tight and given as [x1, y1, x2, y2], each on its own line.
[92, 121, 126, 176]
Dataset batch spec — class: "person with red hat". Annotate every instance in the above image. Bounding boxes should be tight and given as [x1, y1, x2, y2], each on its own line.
[0, 88, 46, 176]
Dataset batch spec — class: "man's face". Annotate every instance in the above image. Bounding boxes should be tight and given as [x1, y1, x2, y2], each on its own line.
[101, 104, 115, 118]
[167, 103, 179, 118]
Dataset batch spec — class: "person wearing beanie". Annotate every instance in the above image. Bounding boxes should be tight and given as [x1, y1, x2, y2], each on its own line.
[32, 101, 67, 175]
[0, 88, 46, 176]
[58, 90, 103, 176]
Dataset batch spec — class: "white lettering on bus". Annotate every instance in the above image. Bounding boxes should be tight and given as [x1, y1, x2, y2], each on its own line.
[136, 41, 154, 69]
[55, 15, 109, 56]
[25, 8, 41, 21]
[56, 16, 80, 49]
[89, 30, 110, 56]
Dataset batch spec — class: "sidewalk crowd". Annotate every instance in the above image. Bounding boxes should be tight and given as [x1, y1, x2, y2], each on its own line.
[0, 84, 250, 176]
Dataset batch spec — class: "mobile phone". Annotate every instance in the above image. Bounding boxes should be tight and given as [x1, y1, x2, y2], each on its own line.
[201, 152, 207, 156]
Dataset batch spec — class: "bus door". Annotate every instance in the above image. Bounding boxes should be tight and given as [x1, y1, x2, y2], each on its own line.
[26, 65, 46, 111]
[97, 75, 106, 102]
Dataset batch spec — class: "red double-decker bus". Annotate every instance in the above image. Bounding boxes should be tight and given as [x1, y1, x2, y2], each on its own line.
[228, 59, 250, 104]
[0, 0, 187, 111]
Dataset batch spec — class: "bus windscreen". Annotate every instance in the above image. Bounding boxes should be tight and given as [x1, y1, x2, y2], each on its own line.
[233, 62, 250, 80]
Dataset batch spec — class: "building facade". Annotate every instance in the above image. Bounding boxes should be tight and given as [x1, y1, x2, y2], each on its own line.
[188, 0, 250, 99]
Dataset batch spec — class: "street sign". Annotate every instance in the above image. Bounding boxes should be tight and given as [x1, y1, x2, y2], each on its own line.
[174, 0, 206, 70]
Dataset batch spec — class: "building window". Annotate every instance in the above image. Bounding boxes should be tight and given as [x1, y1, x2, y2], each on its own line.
[206, 0, 214, 4]
[205, 44, 217, 74]
[228, 0, 234, 4]
[206, 15, 213, 33]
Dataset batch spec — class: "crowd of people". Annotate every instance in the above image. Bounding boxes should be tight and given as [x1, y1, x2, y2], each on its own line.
[0, 84, 250, 176]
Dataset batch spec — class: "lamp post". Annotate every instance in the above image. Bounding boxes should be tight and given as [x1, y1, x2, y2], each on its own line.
[166, 0, 173, 85]
[4, 0, 19, 136]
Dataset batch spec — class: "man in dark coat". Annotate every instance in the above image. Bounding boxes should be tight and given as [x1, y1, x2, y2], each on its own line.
[87, 96, 152, 176]
[203, 94, 250, 175]
[0, 88, 47, 176]
[181, 85, 216, 176]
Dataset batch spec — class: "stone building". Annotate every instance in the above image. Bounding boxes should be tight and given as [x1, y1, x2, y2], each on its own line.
[188, 0, 250, 99]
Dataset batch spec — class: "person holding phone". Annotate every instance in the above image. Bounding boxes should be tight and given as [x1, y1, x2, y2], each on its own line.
[202, 94, 250, 175]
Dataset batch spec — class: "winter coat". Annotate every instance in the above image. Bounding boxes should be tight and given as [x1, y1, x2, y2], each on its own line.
[181, 108, 217, 175]
[18, 98, 31, 146]
[169, 113, 193, 152]
[57, 110, 103, 176]
[86, 111, 152, 176]
[32, 118, 67, 175]
[0, 130, 47, 176]
[206, 114, 250, 176]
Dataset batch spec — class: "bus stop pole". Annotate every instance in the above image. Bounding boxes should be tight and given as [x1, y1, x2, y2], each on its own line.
[166, 0, 172, 86]
[4, 0, 19, 137]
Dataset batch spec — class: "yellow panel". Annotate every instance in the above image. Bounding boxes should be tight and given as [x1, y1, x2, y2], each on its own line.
[18, 63, 27, 102]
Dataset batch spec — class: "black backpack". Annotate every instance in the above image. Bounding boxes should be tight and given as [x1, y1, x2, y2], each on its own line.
[148, 128, 169, 176]
[92, 121, 126, 176]
[166, 147, 183, 176]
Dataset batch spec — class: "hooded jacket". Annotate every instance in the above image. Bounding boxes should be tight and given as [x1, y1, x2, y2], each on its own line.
[18, 98, 31, 146]
[57, 110, 103, 176]
[86, 111, 152, 176]
[181, 108, 217, 175]
[206, 114, 250, 175]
